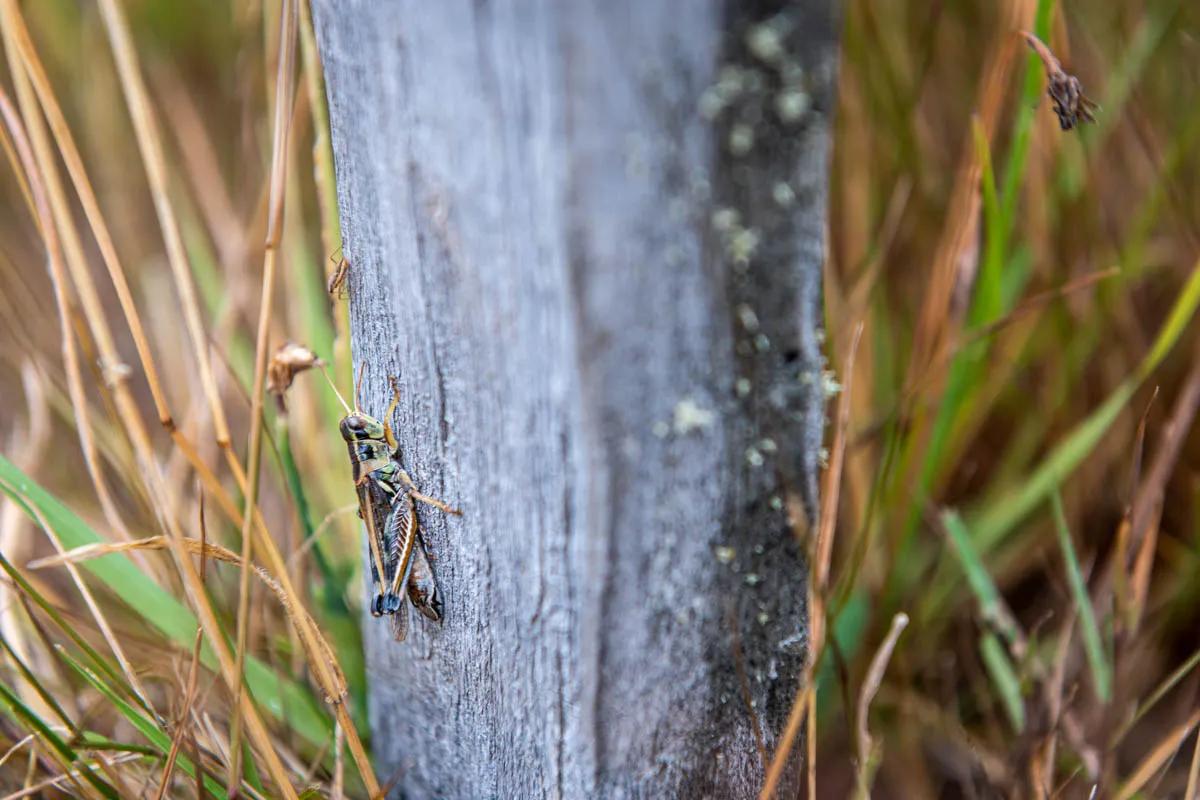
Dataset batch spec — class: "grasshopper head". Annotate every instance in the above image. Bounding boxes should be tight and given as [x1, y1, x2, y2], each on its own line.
[339, 412, 386, 442]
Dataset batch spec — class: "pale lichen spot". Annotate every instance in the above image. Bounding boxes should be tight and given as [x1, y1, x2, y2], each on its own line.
[736, 303, 760, 332]
[698, 87, 725, 120]
[775, 87, 811, 123]
[746, 446, 765, 468]
[728, 123, 755, 156]
[822, 370, 842, 397]
[772, 181, 795, 207]
[736, 377, 752, 397]
[672, 398, 716, 435]
[711, 207, 740, 233]
[744, 573, 762, 587]
[728, 227, 760, 265]
[746, 23, 785, 65]
[715, 545, 736, 564]
[757, 612, 771, 625]
[652, 420, 670, 439]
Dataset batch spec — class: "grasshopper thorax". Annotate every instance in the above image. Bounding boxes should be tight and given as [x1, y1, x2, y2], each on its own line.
[339, 412, 387, 442]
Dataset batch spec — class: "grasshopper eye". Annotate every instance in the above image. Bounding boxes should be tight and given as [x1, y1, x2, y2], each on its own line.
[340, 414, 368, 441]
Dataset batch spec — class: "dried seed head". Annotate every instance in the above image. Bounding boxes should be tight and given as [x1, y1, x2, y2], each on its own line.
[267, 342, 322, 405]
[1020, 31, 1098, 132]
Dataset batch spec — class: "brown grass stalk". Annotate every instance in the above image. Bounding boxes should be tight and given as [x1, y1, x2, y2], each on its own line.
[6, 0, 377, 790]
[0, 4, 132, 545]
[0, 752, 143, 800]
[0, 88, 154, 717]
[5, 0, 262, 572]
[227, 0, 300, 787]
[23, 502, 155, 719]
[1, 25, 298, 795]
[96, 0, 233, 454]
[854, 612, 909, 797]
[1126, 348, 1200, 630]
[1186, 725, 1200, 800]
[1, 2, 171, 425]
[760, 322, 863, 799]
[0, 363, 58, 722]
[29, 535, 347, 706]
[1115, 706, 1200, 800]
[2, 1, 272, 534]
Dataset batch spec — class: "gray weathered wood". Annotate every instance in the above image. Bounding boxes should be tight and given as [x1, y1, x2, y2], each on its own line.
[312, 2, 836, 796]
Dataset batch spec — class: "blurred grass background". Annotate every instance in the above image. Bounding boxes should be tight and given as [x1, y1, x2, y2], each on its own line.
[0, 0, 1195, 797]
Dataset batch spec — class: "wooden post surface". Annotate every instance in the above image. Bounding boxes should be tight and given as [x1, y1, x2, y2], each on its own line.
[312, 2, 836, 795]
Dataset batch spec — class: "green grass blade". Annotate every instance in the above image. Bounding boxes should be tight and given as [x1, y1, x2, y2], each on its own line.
[59, 647, 229, 799]
[0, 679, 119, 798]
[999, 0, 1056, 237]
[941, 510, 1004, 629]
[971, 117, 1003, 326]
[980, 631, 1025, 732]
[1050, 490, 1111, 701]
[0, 455, 333, 748]
[0, 630, 73, 726]
[971, 259, 1200, 549]
[0, 542, 138, 707]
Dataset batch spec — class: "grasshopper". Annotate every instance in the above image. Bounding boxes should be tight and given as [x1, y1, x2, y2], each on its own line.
[326, 367, 460, 640]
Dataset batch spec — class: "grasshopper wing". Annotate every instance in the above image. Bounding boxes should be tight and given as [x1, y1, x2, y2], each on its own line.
[407, 532, 443, 622]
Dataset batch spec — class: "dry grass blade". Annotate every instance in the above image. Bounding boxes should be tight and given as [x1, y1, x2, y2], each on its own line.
[3, 36, 278, 787]
[1126, 346, 1200, 628]
[854, 612, 909, 796]
[287, 504, 357, 570]
[1030, 611, 1076, 796]
[28, 535, 347, 705]
[758, 683, 813, 800]
[1186, 728, 1200, 800]
[760, 322, 863, 800]
[901, 21, 1020, 399]
[0, 753, 142, 800]
[22, 502, 155, 720]
[332, 721, 344, 800]
[1, 1, 262, 543]
[154, 502, 208, 800]
[96, 0, 232, 451]
[0, 363, 54, 722]
[1115, 707, 1200, 800]
[0, 1, 171, 426]
[816, 322, 864, 593]
[0, 2, 133, 545]
[229, 0, 300, 788]
[0, 87, 155, 723]
[152, 626, 202, 800]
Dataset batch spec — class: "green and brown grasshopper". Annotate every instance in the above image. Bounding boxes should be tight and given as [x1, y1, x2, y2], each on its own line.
[326, 368, 460, 640]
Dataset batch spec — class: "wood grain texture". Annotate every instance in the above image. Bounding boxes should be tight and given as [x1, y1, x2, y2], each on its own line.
[311, 2, 836, 796]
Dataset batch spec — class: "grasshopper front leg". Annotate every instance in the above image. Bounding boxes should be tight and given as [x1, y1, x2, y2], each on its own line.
[398, 469, 462, 515]
[383, 376, 462, 516]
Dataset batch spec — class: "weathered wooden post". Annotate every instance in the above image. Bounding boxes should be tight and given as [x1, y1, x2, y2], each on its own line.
[312, 1, 836, 795]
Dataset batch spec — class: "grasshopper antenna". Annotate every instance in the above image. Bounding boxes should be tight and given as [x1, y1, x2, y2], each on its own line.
[320, 366, 353, 415]
[354, 361, 367, 412]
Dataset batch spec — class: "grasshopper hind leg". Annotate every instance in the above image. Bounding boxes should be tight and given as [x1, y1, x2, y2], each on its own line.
[407, 533, 443, 622]
[368, 560, 386, 617]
